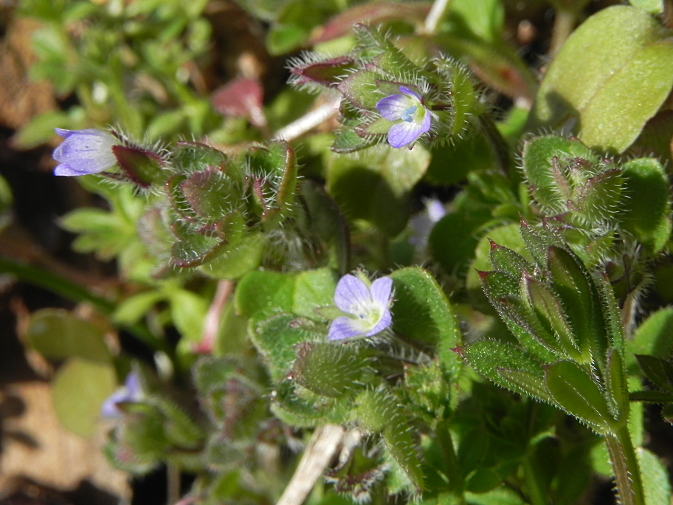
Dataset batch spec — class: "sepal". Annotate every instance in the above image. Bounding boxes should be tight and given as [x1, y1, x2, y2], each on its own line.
[112, 144, 166, 188]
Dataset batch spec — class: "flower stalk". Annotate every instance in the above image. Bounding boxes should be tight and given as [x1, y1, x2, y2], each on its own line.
[605, 426, 645, 505]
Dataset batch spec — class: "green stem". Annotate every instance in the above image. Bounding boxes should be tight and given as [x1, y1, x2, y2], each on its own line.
[549, 9, 576, 57]
[478, 114, 512, 176]
[0, 256, 167, 353]
[522, 455, 547, 505]
[167, 461, 181, 505]
[604, 425, 645, 505]
[436, 420, 464, 499]
[424, 0, 453, 34]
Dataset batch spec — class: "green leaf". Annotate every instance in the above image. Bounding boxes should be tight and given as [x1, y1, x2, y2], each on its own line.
[291, 342, 373, 397]
[270, 380, 351, 428]
[544, 361, 613, 433]
[466, 223, 529, 311]
[336, 70, 382, 110]
[51, 357, 117, 438]
[638, 447, 672, 505]
[628, 307, 673, 369]
[113, 291, 165, 325]
[327, 144, 430, 237]
[235, 268, 337, 320]
[459, 340, 546, 399]
[299, 180, 351, 274]
[356, 388, 424, 492]
[249, 314, 325, 382]
[12, 111, 70, 149]
[171, 230, 228, 268]
[497, 369, 554, 404]
[169, 288, 208, 345]
[429, 212, 487, 278]
[546, 246, 606, 363]
[445, 0, 504, 44]
[146, 109, 186, 141]
[389, 267, 462, 374]
[172, 141, 228, 174]
[521, 275, 581, 360]
[192, 356, 240, 396]
[488, 242, 532, 279]
[464, 487, 526, 505]
[634, 354, 673, 393]
[620, 157, 671, 252]
[214, 301, 249, 356]
[425, 135, 494, 185]
[605, 349, 629, 421]
[266, 0, 336, 55]
[60, 207, 136, 260]
[629, 0, 663, 13]
[198, 232, 265, 280]
[528, 6, 673, 152]
[465, 468, 501, 494]
[26, 309, 111, 363]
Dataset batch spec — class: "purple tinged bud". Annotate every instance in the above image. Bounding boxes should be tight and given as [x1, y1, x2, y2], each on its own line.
[52, 129, 119, 176]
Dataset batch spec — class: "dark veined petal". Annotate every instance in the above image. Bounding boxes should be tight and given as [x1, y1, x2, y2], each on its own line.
[387, 120, 425, 148]
[376, 93, 409, 121]
[334, 274, 372, 314]
[370, 277, 393, 308]
[328, 315, 365, 340]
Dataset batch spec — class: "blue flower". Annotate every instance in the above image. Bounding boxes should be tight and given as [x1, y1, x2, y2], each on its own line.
[328, 274, 393, 341]
[101, 371, 143, 419]
[53, 128, 119, 176]
[376, 86, 431, 148]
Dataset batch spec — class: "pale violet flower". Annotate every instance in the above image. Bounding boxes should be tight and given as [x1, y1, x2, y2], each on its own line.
[376, 86, 431, 148]
[101, 371, 143, 419]
[53, 128, 118, 176]
[409, 198, 446, 247]
[328, 274, 393, 341]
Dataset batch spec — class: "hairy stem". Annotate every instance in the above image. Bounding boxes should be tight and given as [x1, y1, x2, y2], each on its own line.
[604, 426, 645, 505]
[478, 114, 512, 175]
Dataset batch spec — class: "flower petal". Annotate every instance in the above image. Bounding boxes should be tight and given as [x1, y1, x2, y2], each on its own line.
[328, 315, 365, 340]
[100, 388, 130, 418]
[55, 128, 78, 139]
[333, 274, 371, 314]
[387, 120, 425, 148]
[52, 129, 118, 175]
[376, 94, 408, 121]
[54, 163, 97, 177]
[124, 371, 142, 399]
[399, 86, 422, 100]
[420, 109, 432, 134]
[370, 276, 393, 309]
